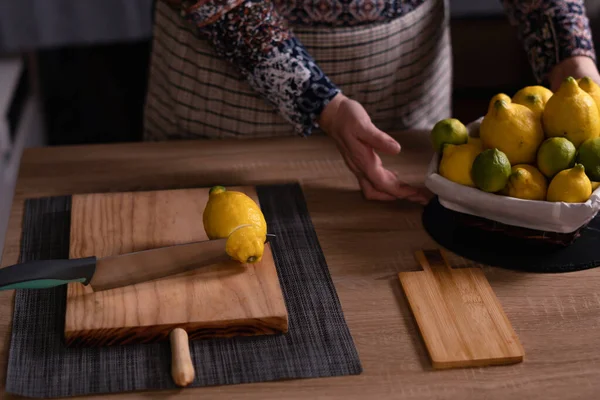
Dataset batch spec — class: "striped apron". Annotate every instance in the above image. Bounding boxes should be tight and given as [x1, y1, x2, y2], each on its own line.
[143, 0, 452, 140]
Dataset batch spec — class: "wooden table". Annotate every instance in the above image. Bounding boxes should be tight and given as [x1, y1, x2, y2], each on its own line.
[1, 130, 599, 399]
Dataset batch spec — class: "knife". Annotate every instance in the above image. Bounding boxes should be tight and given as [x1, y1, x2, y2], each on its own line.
[0, 234, 275, 292]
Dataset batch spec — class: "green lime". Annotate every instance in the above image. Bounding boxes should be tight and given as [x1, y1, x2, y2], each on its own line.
[430, 118, 468, 153]
[471, 148, 512, 192]
[576, 137, 600, 181]
[536, 137, 577, 178]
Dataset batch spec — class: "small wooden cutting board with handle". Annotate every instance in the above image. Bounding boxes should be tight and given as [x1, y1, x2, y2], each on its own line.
[64, 186, 288, 387]
[398, 249, 524, 369]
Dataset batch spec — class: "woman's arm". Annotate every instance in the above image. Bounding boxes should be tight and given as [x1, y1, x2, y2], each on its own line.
[168, 0, 430, 203]
[170, 0, 340, 136]
[501, 0, 598, 89]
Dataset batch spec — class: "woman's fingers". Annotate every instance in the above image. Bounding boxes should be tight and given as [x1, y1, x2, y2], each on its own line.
[322, 94, 430, 204]
[399, 186, 433, 204]
[358, 177, 397, 201]
[357, 124, 401, 156]
[341, 98, 401, 156]
[346, 134, 423, 199]
[337, 144, 396, 200]
[386, 169, 434, 204]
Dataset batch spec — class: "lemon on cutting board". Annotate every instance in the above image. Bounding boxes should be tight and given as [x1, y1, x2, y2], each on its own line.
[547, 164, 592, 203]
[203, 186, 267, 264]
[543, 76, 600, 148]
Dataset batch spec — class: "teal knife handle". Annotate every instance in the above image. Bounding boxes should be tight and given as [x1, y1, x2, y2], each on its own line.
[0, 257, 96, 291]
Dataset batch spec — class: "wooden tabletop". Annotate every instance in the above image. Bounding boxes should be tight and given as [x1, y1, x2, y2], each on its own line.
[1, 130, 600, 400]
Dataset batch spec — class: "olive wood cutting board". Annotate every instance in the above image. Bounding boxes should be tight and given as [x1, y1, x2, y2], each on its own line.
[398, 249, 524, 369]
[64, 186, 288, 347]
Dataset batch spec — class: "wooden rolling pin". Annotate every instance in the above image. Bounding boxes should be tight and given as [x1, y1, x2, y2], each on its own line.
[169, 328, 195, 387]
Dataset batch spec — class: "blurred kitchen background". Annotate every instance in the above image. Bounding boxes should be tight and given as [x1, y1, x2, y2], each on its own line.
[1, 0, 600, 255]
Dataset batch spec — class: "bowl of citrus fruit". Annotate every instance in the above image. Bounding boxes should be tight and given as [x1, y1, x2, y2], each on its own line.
[425, 76, 600, 235]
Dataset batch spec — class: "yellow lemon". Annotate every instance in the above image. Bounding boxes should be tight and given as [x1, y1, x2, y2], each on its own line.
[438, 142, 481, 187]
[512, 85, 553, 118]
[547, 164, 592, 203]
[225, 226, 266, 265]
[502, 164, 547, 200]
[487, 93, 511, 113]
[203, 186, 267, 263]
[577, 76, 600, 116]
[467, 137, 483, 150]
[479, 99, 544, 165]
[543, 76, 600, 148]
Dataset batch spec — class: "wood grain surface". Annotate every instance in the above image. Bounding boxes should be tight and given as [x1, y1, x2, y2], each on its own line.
[2, 131, 600, 400]
[399, 249, 524, 369]
[64, 187, 288, 347]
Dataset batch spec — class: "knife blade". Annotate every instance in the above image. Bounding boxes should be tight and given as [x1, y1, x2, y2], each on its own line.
[0, 234, 275, 292]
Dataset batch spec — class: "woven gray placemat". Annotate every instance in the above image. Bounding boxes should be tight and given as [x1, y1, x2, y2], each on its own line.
[5, 183, 362, 398]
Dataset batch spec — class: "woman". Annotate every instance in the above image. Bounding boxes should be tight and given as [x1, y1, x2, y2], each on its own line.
[143, 0, 599, 203]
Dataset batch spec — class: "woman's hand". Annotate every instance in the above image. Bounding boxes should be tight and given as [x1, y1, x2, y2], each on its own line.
[548, 56, 600, 91]
[318, 93, 432, 204]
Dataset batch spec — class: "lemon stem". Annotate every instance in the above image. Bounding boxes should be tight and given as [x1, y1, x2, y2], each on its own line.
[493, 99, 509, 113]
[525, 94, 539, 104]
[512, 169, 525, 179]
[562, 76, 579, 95]
[580, 76, 592, 87]
[209, 185, 226, 195]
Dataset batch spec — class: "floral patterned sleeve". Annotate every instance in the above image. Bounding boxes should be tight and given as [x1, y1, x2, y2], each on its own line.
[502, 0, 596, 83]
[174, 0, 340, 136]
